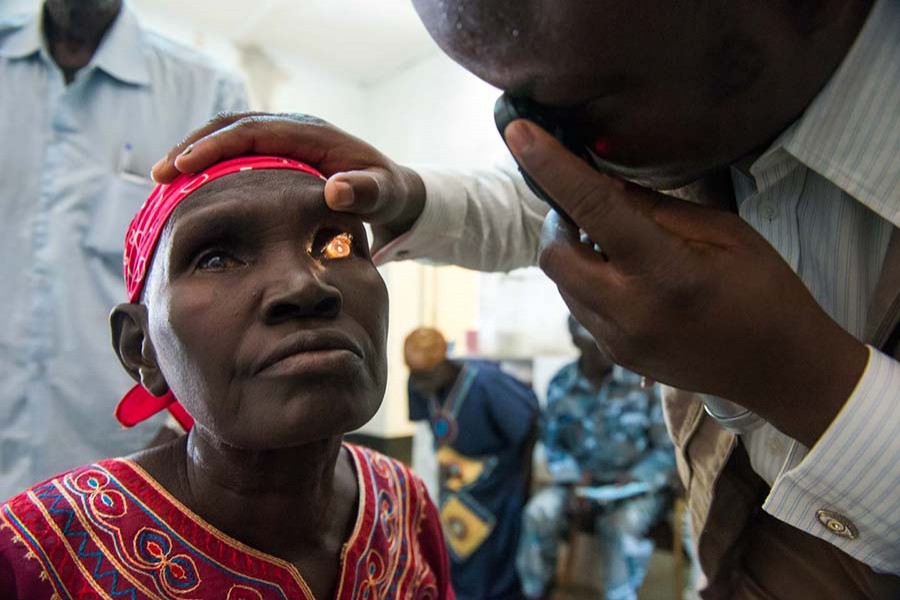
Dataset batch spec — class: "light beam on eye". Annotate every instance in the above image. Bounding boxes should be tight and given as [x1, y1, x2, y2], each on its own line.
[323, 233, 353, 260]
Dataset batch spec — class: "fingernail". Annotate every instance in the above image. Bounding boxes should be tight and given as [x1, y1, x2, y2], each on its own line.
[180, 145, 193, 157]
[505, 120, 535, 155]
[330, 181, 354, 210]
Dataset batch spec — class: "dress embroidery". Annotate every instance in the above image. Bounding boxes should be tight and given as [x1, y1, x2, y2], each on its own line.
[0, 444, 450, 599]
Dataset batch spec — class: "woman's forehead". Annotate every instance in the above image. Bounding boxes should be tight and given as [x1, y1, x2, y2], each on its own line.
[170, 169, 327, 222]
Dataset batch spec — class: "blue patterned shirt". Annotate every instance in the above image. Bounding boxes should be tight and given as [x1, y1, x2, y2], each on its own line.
[544, 363, 674, 488]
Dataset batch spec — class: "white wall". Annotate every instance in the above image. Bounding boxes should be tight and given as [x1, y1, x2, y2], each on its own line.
[1, 0, 36, 15]
[354, 52, 576, 436]
[353, 52, 505, 437]
[359, 52, 508, 166]
[132, 5, 370, 133]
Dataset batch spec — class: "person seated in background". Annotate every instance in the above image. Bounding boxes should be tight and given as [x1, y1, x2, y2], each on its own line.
[0, 156, 452, 600]
[405, 328, 540, 600]
[517, 316, 675, 600]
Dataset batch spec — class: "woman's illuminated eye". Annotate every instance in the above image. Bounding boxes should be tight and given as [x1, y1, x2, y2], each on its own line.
[322, 233, 353, 260]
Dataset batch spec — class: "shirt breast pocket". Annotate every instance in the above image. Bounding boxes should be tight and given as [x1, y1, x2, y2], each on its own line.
[84, 172, 154, 264]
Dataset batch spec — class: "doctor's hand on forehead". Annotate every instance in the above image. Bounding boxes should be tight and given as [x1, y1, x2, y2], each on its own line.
[152, 111, 868, 450]
[152, 112, 428, 242]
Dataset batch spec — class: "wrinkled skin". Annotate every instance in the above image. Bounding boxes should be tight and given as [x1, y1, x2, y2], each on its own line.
[411, 0, 868, 189]
[140, 170, 387, 448]
[111, 170, 388, 599]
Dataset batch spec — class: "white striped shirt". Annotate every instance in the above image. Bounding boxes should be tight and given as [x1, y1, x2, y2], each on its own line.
[375, 0, 900, 573]
[738, 0, 900, 573]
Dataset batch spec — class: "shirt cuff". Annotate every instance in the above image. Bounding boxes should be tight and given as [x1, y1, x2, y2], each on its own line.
[763, 346, 900, 574]
[372, 167, 468, 266]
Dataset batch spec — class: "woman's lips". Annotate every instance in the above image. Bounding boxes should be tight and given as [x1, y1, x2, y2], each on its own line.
[254, 330, 364, 376]
[257, 348, 362, 377]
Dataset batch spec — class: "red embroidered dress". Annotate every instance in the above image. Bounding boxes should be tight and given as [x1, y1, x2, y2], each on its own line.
[0, 444, 453, 599]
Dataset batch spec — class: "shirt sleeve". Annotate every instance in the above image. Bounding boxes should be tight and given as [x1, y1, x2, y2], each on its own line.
[763, 346, 900, 574]
[373, 164, 548, 272]
[484, 369, 540, 449]
[627, 385, 677, 489]
[542, 370, 583, 484]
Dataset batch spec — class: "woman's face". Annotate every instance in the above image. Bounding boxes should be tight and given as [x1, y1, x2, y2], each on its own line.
[143, 170, 388, 449]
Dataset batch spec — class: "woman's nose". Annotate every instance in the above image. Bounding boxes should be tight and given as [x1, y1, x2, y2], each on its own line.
[260, 261, 343, 325]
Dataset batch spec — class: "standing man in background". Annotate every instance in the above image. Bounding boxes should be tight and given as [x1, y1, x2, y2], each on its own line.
[0, 0, 248, 499]
[517, 316, 674, 600]
[405, 327, 540, 600]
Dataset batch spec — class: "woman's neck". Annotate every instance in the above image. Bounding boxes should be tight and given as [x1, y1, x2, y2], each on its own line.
[137, 430, 358, 560]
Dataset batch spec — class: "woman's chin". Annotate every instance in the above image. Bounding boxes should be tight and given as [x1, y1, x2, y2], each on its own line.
[224, 396, 381, 449]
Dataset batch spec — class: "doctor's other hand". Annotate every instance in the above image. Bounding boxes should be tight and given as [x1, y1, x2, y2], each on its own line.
[151, 112, 426, 239]
[503, 119, 868, 449]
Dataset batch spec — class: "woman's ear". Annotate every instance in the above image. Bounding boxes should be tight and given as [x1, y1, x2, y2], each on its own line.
[110, 304, 169, 397]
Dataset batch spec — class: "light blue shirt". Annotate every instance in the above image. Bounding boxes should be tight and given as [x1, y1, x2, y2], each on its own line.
[0, 6, 248, 499]
[543, 364, 673, 488]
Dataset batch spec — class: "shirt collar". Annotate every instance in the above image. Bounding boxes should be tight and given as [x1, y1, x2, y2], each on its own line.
[749, 0, 900, 227]
[0, 13, 42, 59]
[92, 6, 151, 86]
[0, 5, 151, 87]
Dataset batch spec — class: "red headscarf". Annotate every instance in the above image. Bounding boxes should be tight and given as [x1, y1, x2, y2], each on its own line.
[117, 155, 325, 430]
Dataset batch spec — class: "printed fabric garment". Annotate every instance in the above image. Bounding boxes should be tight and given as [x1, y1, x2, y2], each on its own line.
[409, 360, 539, 600]
[517, 363, 674, 599]
[0, 444, 454, 600]
[543, 364, 674, 487]
[516, 486, 667, 600]
[0, 7, 248, 499]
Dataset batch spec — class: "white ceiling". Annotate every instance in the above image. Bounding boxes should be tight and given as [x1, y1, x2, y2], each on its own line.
[4, 0, 442, 86]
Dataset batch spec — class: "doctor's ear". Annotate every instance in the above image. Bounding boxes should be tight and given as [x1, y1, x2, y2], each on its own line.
[110, 303, 169, 397]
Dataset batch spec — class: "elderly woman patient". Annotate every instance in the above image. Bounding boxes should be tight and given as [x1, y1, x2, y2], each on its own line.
[0, 156, 453, 599]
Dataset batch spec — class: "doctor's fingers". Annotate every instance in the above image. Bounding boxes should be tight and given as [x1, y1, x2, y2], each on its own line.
[506, 119, 673, 265]
[539, 213, 621, 317]
[153, 113, 341, 182]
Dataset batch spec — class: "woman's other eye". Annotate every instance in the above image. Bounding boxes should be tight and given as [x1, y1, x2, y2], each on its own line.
[197, 251, 244, 271]
[321, 232, 354, 260]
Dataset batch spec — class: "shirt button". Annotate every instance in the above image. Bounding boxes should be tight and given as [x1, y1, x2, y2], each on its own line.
[816, 510, 857, 539]
[767, 439, 784, 455]
[760, 202, 778, 220]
